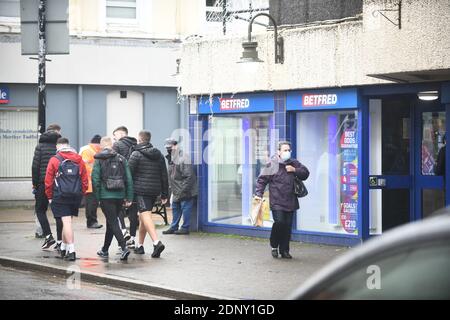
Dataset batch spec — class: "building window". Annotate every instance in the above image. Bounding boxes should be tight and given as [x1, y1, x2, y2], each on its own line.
[106, 0, 136, 20]
[0, 108, 38, 178]
[206, 0, 223, 22]
[207, 114, 275, 227]
[0, 0, 19, 18]
[296, 111, 359, 235]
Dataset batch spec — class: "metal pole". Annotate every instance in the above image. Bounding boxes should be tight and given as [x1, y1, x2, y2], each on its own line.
[38, 0, 46, 134]
[222, 0, 227, 35]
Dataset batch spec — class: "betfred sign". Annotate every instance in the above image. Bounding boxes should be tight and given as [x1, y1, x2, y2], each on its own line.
[303, 93, 337, 107]
[0, 87, 10, 104]
[287, 88, 358, 110]
[220, 98, 250, 110]
[198, 93, 274, 114]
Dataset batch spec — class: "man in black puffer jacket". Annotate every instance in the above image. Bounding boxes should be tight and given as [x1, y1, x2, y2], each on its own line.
[31, 123, 63, 250]
[128, 130, 168, 258]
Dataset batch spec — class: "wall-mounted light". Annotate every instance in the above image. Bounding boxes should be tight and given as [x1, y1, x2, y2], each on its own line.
[418, 91, 439, 101]
[237, 13, 284, 64]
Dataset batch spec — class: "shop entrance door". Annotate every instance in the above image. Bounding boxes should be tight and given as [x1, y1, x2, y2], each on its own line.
[368, 97, 446, 235]
[415, 102, 446, 219]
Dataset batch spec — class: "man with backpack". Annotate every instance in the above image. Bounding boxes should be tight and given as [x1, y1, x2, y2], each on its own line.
[112, 126, 138, 247]
[45, 138, 88, 261]
[92, 136, 133, 261]
[32, 123, 63, 250]
[128, 130, 168, 258]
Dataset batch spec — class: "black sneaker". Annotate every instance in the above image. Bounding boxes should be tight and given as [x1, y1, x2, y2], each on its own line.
[41, 235, 56, 250]
[174, 229, 189, 235]
[271, 248, 279, 258]
[35, 232, 44, 239]
[120, 248, 130, 261]
[126, 239, 135, 249]
[97, 249, 109, 258]
[64, 252, 76, 261]
[162, 228, 177, 235]
[54, 242, 61, 253]
[87, 223, 103, 229]
[151, 241, 165, 258]
[60, 250, 66, 258]
[134, 246, 145, 255]
[123, 231, 131, 242]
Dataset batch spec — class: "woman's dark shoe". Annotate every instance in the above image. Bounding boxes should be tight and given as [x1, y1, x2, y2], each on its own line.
[271, 248, 279, 258]
[280, 252, 292, 259]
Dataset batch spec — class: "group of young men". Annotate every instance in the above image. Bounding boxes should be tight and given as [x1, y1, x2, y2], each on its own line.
[32, 124, 197, 262]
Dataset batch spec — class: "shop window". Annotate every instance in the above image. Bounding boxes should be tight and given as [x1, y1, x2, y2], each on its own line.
[422, 112, 445, 175]
[207, 114, 275, 226]
[0, 109, 38, 178]
[296, 111, 359, 235]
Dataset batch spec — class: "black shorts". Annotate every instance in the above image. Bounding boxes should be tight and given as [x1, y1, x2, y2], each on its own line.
[51, 201, 80, 218]
[136, 195, 156, 213]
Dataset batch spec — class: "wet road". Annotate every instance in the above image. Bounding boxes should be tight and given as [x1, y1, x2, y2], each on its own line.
[0, 266, 170, 300]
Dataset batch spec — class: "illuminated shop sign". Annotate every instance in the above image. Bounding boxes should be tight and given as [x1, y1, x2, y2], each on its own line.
[287, 88, 359, 111]
[198, 93, 274, 114]
[0, 87, 10, 104]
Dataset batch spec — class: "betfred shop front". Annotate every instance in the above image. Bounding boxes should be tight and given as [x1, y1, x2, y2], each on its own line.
[192, 83, 449, 246]
[194, 90, 363, 246]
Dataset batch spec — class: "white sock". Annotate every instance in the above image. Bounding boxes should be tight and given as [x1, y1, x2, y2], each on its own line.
[137, 243, 142, 248]
[61, 242, 67, 251]
[67, 243, 75, 253]
[153, 240, 160, 246]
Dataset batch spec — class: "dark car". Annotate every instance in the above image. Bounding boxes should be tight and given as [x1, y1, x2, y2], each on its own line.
[289, 209, 450, 300]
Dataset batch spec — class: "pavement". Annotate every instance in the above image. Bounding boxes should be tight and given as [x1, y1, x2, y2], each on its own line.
[0, 206, 350, 300]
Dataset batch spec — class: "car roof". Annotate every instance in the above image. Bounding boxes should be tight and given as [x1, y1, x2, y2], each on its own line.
[288, 210, 450, 299]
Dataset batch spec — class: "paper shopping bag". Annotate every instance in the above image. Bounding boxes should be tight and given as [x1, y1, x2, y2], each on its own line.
[251, 198, 265, 227]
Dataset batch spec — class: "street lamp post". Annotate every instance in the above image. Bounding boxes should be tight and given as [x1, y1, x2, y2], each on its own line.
[38, 0, 47, 134]
[238, 12, 284, 64]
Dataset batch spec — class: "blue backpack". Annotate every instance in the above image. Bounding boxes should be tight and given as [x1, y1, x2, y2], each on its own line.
[53, 154, 82, 200]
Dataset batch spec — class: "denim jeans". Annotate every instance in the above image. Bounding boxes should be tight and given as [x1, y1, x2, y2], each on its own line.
[170, 198, 193, 231]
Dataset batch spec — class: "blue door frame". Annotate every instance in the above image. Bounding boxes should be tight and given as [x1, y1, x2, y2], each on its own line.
[362, 81, 449, 235]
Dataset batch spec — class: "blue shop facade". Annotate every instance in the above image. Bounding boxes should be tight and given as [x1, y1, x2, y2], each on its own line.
[189, 82, 450, 246]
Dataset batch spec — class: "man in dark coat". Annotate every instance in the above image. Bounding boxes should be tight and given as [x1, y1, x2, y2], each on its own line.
[31, 123, 62, 250]
[112, 126, 138, 247]
[128, 130, 169, 258]
[162, 138, 198, 235]
[255, 141, 309, 259]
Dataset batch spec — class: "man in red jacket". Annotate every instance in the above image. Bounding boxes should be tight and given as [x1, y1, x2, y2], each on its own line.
[45, 138, 88, 261]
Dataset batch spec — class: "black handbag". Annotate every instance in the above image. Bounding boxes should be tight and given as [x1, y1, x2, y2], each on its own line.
[294, 176, 308, 198]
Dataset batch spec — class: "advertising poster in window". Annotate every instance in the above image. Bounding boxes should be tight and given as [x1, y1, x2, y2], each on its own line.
[340, 125, 358, 234]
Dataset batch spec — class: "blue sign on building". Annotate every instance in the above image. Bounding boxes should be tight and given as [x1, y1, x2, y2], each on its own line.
[0, 87, 10, 104]
[198, 92, 274, 114]
[286, 88, 359, 111]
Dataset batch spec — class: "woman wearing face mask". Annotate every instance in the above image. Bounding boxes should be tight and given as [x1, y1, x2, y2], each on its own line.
[254, 141, 309, 259]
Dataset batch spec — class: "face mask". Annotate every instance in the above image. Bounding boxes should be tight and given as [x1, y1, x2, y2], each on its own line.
[280, 151, 291, 162]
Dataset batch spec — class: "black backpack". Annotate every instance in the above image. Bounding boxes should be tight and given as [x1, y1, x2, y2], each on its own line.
[53, 154, 82, 199]
[100, 154, 126, 191]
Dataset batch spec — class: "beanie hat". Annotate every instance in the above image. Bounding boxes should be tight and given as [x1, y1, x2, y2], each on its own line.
[91, 134, 101, 144]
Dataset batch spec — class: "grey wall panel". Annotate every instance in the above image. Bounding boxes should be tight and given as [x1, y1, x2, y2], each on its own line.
[82, 86, 107, 146]
[144, 87, 179, 152]
[46, 85, 78, 148]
